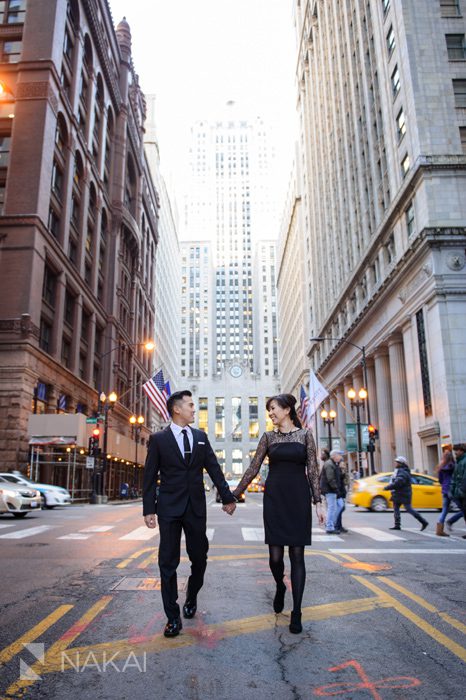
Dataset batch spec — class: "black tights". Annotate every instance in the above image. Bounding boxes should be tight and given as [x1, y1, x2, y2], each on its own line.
[268, 545, 306, 613]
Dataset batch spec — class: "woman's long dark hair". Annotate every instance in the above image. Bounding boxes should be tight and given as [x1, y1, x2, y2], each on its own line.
[266, 394, 302, 428]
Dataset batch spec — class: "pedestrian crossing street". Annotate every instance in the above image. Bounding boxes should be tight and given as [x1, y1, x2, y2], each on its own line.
[0, 520, 465, 545]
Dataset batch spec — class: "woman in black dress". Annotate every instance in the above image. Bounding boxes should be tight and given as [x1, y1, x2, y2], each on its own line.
[231, 394, 324, 634]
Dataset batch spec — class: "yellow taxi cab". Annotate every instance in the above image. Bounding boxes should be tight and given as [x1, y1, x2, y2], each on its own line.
[350, 471, 442, 512]
[247, 477, 265, 493]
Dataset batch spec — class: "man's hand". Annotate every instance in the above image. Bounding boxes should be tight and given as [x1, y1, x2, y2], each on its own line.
[222, 502, 236, 516]
[144, 513, 157, 528]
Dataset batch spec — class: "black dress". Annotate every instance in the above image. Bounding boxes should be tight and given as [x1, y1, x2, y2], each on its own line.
[233, 429, 322, 546]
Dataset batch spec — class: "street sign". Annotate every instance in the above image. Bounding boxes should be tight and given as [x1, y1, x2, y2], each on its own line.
[86, 417, 97, 424]
[320, 437, 342, 450]
[86, 457, 95, 470]
[346, 423, 369, 451]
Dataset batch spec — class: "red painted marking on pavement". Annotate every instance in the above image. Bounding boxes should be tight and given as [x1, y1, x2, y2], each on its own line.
[313, 659, 421, 698]
[186, 616, 225, 649]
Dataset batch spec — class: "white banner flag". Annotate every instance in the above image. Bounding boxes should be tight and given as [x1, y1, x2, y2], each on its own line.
[308, 369, 329, 421]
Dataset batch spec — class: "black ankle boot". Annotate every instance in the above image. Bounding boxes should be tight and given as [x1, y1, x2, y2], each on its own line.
[289, 611, 302, 634]
[273, 582, 286, 613]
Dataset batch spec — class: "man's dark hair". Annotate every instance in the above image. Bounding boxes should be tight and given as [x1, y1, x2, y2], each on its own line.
[167, 390, 192, 417]
[453, 443, 466, 452]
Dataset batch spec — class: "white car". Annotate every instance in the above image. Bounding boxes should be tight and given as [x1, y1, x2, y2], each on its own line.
[0, 477, 41, 518]
[0, 473, 71, 508]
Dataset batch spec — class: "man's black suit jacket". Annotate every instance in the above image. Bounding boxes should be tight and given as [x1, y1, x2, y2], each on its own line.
[142, 426, 235, 517]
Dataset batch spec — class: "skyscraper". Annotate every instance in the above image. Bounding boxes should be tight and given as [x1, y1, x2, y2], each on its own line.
[287, 0, 466, 473]
[181, 107, 279, 476]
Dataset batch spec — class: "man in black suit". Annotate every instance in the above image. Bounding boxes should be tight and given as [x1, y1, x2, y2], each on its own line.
[143, 390, 236, 637]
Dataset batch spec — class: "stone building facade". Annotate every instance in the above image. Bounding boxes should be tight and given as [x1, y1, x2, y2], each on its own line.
[287, 0, 466, 473]
[0, 1, 159, 496]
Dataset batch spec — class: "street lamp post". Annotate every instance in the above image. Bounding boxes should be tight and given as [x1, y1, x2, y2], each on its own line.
[129, 414, 144, 466]
[310, 336, 375, 475]
[348, 387, 367, 478]
[97, 391, 117, 501]
[320, 409, 337, 450]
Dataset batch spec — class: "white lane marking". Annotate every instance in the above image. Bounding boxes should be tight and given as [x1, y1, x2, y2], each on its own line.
[349, 527, 405, 541]
[329, 548, 466, 554]
[79, 525, 115, 533]
[313, 535, 344, 541]
[57, 533, 92, 540]
[404, 527, 459, 540]
[0, 523, 16, 529]
[119, 526, 159, 541]
[241, 527, 264, 541]
[0, 525, 53, 539]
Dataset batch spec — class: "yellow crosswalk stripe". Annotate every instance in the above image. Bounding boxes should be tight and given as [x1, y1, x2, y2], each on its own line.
[0, 605, 73, 666]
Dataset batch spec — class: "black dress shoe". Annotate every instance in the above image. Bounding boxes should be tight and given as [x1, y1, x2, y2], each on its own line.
[163, 617, 182, 638]
[289, 611, 302, 634]
[182, 598, 197, 619]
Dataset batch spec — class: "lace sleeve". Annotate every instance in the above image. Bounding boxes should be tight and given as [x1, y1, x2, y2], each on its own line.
[232, 432, 268, 497]
[305, 429, 322, 504]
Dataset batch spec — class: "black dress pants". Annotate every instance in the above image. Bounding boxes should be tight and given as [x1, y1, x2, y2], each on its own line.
[157, 500, 209, 620]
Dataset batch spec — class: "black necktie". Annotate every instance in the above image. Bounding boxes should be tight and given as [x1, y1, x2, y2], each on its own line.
[181, 429, 191, 464]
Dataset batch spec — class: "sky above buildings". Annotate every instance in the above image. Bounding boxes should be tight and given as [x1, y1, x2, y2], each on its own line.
[109, 0, 297, 220]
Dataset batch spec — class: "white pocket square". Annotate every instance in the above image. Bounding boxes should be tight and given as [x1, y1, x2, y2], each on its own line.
[198, 441, 205, 445]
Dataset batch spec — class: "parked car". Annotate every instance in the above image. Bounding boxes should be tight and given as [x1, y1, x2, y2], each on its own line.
[215, 479, 246, 503]
[0, 476, 41, 517]
[350, 471, 442, 512]
[0, 472, 71, 509]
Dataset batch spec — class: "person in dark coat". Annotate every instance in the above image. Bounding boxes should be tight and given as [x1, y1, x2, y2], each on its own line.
[383, 456, 428, 531]
[447, 443, 466, 539]
[436, 450, 459, 536]
[320, 450, 346, 534]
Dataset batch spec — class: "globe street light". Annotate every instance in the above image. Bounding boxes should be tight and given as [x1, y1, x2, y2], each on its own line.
[320, 409, 337, 450]
[348, 387, 367, 478]
[93, 390, 117, 502]
[129, 415, 145, 467]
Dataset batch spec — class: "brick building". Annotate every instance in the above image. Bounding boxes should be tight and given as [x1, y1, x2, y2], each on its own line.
[0, 1, 159, 499]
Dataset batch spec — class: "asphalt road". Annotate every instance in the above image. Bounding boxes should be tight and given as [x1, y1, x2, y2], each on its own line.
[1, 495, 465, 699]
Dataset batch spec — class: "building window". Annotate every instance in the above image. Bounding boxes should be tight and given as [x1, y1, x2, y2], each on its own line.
[401, 153, 410, 177]
[385, 233, 396, 264]
[215, 397, 225, 440]
[453, 79, 466, 107]
[396, 108, 406, 141]
[0, 136, 11, 166]
[249, 397, 259, 439]
[42, 266, 57, 307]
[460, 126, 466, 153]
[198, 397, 208, 433]
[391, 65, 400, 97]
[39, 318, 51, 353]
[0, 183, 4, 214]
[382, 0, 390, 14]
[1, 40, 22, 62]
[386, 25, 395, 55]
[47, 207, 60, 238]
[446, 34, 466, 60]
[64, 291, 74, 326]
[440, 0, 461, 18]
[61, 338, 71, 368]
[232, 448, 243, 475]
[232, 397, 242, 441]
[416, 309, 433, 417]
[51, 161, 63, 200]
[1, 0, 26, 24]
[405, 202, 415, 237]
[215, 449, 226, 473]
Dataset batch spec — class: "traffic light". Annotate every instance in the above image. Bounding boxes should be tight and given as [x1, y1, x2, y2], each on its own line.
[88, 428, 101, 457]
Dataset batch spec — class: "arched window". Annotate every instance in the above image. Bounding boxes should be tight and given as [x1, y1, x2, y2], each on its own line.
[104, 107, 113, 187]
[125, 154, 136, 216]
[55, 113, 68, 158]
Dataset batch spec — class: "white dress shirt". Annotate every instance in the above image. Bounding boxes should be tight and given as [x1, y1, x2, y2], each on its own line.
[170, 422, 194, 459]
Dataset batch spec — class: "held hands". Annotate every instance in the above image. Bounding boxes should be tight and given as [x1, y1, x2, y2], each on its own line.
[222, 502, 236, 516]
[315, 502, 326, 527]
[144, 513, 157, 529]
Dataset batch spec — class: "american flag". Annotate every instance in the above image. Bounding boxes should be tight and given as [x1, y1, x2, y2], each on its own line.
[143, 369, 170, 421]
[300, 385, 311, 428]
